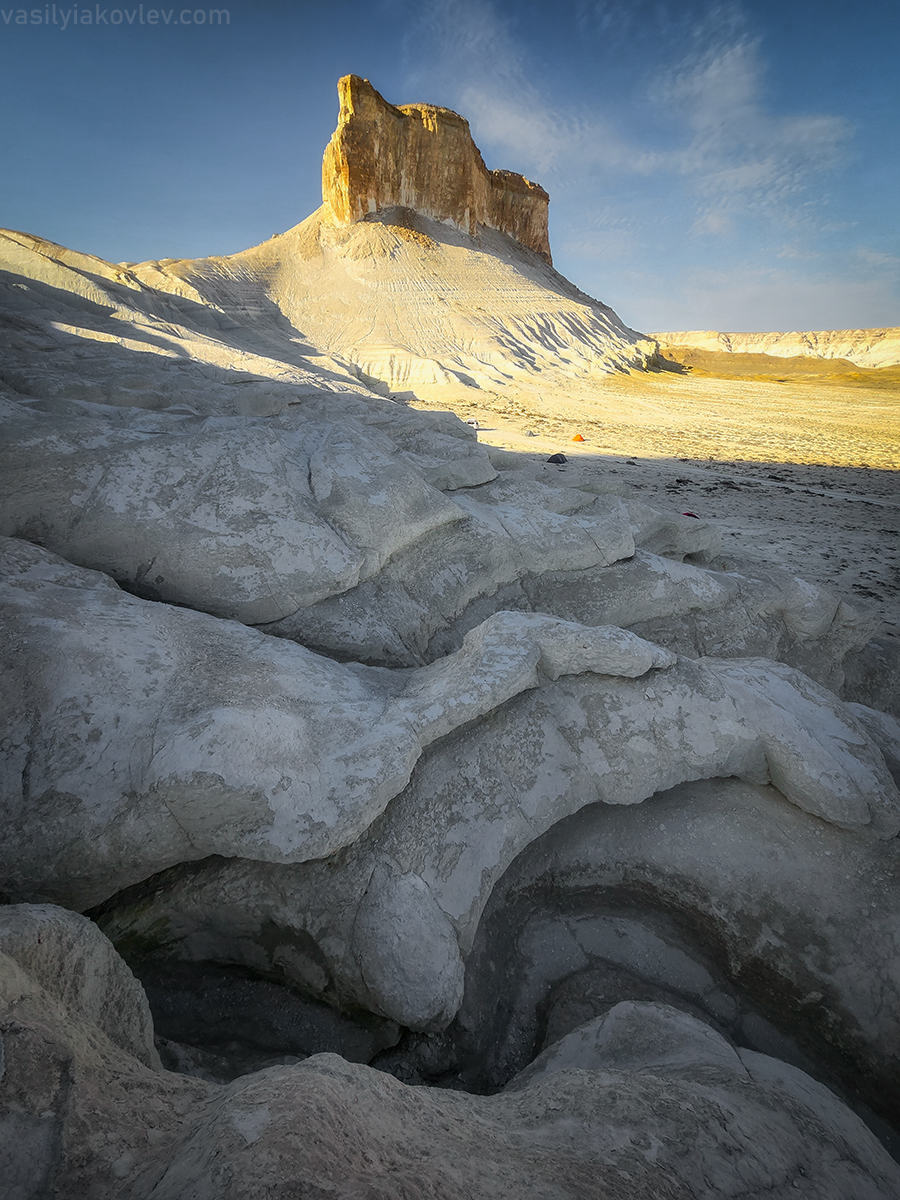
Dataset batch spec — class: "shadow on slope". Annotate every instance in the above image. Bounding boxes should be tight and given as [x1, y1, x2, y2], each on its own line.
[0, 260, 366, 399]
[0, 266, 374, 410]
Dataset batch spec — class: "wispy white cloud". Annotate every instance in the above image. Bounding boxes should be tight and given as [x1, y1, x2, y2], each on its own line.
[398, 0, 634, 174]
[657, 33, 852, 228]
[575, 0, 746, 48]
[856, 247, 900, 271]
[778, 244, 821, 261]
[398, 0, 852, 229]
[559, 219, 638, 262]
[398, 0, 528, 109]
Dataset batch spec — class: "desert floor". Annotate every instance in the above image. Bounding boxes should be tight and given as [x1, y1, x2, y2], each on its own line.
[411, 355, 900, 638]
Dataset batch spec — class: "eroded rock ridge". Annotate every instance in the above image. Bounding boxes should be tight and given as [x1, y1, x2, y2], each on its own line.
[653, 327, 900, 368]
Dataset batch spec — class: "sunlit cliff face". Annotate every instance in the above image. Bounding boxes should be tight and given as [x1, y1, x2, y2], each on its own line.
[321, 74, 552, 264]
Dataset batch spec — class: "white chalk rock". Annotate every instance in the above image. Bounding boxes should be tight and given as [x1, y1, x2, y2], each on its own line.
[5, 912, 899, 1200]
[512, 1001, 748, 1087]
[0, 539, 679, 909]
[0, 903, 160, 1068]
[352, 859, 465, 1027]
[0, 401, 465, 623]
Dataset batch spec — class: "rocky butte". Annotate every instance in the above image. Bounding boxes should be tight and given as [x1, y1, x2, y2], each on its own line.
[125, 75, 654, 398]
[322, 73, 552, 263]
[1, 76, 900, 1199]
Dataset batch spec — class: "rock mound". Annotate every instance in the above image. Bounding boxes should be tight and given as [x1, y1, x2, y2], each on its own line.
[3, 906, 900, 1199]
[130, 208, 656, 397]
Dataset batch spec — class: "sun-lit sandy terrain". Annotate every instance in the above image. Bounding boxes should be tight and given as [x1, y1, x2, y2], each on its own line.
[413, 357, 899, 468]
[409, 359, 900, 636]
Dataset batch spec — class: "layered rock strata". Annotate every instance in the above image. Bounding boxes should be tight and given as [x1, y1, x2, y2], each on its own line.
[136, 212, 658, 395]
[455, 775, 900, 1118]
[653, 327, 900, 368]
[322, 74, 551, 263]
[5, 531, 895, 910]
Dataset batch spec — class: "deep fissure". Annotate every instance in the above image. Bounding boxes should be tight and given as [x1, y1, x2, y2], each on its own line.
[89, 784, 900, 1162]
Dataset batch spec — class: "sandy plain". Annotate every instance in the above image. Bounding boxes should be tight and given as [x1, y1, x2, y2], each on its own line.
[410, 351, 900, 638]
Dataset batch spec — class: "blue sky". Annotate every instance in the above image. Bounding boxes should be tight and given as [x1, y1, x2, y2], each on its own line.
[1, 0, 897, 332]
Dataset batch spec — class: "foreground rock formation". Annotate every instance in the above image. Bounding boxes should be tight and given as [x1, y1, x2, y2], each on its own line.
[2, 74, 900, 1197]
[654, 327, 900, 368]
[3, 906, 900, 1199]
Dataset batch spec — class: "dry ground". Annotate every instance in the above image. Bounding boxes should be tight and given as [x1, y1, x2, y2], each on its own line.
[410, 354, 900, 637]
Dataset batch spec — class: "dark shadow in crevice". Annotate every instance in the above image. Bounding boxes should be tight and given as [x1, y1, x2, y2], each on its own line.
[140, 960, 400, 1084]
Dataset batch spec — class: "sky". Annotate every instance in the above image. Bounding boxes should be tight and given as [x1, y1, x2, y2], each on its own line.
[1, 0, 898, 332]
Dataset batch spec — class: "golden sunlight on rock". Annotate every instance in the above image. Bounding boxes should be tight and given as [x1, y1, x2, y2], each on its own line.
[322, 74, 552, 263]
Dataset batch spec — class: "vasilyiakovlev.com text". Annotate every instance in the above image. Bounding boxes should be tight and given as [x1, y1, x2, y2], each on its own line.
[2, 5, 229, 24]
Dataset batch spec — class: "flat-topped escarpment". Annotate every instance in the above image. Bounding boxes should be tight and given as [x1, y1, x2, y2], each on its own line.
[653, 327, 900, 369]
[322, 74, 551, 263]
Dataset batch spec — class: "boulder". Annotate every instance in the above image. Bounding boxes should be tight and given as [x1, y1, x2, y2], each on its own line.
[0, 904, 159, 1068]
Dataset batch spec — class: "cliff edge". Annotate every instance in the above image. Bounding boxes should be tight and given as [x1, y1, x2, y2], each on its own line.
[322, 74, 552, 264]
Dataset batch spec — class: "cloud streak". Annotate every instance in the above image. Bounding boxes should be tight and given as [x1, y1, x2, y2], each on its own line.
[397, 0, 633, 173]
[387, 0, 894, 330]
[658, 32, 852, 230]
[397, 0, 852, 232]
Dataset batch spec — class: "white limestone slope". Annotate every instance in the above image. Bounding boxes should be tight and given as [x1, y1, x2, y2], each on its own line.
[131, 207, 658, 397]
[653, 327, 900, 368]
[0, 226, 377, 412]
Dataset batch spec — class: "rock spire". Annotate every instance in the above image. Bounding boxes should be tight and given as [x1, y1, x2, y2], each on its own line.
[322, 74, 552, 263]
